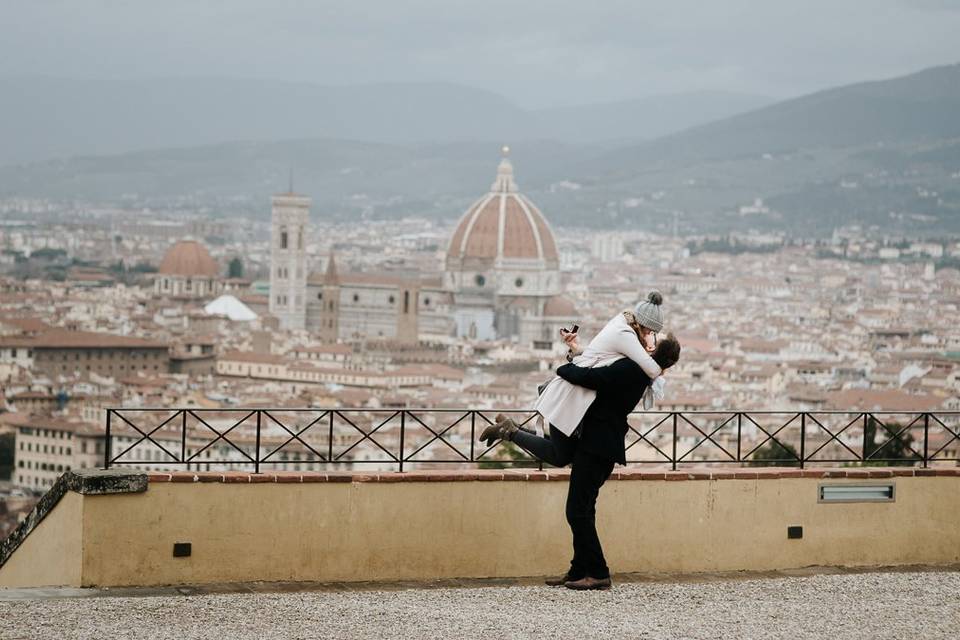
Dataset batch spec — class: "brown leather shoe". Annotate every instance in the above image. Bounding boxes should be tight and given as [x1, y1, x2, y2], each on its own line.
[478, 416, 519, 446]
[545, 573, 574, 587]
[564, 576, 612, 591]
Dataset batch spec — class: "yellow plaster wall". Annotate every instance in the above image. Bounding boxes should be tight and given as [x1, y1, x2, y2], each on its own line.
[0, 492, 84, 588]
[72, 477, 960, 588]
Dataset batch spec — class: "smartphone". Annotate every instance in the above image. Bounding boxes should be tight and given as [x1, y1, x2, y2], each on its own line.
[560, 324, 579, 335]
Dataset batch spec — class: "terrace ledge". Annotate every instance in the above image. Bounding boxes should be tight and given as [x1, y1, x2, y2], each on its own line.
[147, 467, 960, 484]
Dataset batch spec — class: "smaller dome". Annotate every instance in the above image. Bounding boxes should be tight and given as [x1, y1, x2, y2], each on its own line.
[543, 295, 577, 318]
[159, 240, 219, 277]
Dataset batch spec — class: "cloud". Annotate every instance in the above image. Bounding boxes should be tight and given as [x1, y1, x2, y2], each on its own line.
[2, 1, 959, 107]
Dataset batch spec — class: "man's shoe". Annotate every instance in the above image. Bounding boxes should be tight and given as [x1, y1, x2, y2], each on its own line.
[564, 576, 612, 591]
[545, 573, 574, 587]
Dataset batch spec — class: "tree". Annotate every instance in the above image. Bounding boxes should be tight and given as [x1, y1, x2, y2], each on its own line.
[862, 417, 919, 466]
[0, 433, 14, 480]
[479, 442, 539, 469]
[749, 439, 800, 467]
[228, 257, 244, 279]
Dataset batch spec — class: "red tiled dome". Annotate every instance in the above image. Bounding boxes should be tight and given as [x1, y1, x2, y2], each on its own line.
[158, 240, 219, 277]
[446, 150, 559, 268]
[543, 295, 577, 318]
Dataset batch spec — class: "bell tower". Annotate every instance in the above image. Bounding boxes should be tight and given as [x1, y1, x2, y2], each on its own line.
[269, 191, 311, 330]
[318, 253, 340, 342]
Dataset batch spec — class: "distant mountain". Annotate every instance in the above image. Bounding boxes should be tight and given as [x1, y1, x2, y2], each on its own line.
[2, 65, 959, 236]
[0, 76, 771, 166]
[0, 138, 599, 219]
[594, 63, 960, 173]
[534, 91, 774, 144]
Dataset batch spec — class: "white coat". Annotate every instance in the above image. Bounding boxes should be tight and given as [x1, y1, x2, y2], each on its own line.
[534, 312, 663, 436]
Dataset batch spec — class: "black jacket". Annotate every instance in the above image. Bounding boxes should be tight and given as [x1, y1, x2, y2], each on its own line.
[556, 357, 651, 465]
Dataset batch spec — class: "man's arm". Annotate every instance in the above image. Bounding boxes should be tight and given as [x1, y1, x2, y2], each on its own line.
[556, 358, 636, 392]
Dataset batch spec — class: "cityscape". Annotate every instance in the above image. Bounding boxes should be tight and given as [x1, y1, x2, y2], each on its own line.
[1, 2, 959, 637]
[2, 146, 959, 528]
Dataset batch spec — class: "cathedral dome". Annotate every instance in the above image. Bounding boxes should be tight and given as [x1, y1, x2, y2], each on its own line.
[446, 148, 559, 270]
[543, 295, 577, 318]
[158, 240, 219, 278]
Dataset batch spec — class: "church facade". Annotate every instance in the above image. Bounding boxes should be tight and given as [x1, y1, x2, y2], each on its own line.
[269, 149, 576, 345]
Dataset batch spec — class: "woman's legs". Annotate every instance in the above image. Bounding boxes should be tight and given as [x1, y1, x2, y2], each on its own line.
[511, 425, 577, 468]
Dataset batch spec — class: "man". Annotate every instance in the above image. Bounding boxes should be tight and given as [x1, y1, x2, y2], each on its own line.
[480, 334, 681, 590]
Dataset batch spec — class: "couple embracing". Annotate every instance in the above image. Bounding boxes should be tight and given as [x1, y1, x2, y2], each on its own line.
[479, 291, 681, 590]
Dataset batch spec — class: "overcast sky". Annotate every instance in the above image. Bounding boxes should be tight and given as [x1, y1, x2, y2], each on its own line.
[3, 0, 960, 108]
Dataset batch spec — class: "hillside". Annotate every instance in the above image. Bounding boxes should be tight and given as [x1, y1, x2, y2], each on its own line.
[0, 77, 771, 166]
[2, 65, 959, 235]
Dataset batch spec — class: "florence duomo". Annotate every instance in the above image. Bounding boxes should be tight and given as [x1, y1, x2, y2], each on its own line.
[270, 147, 577, 346]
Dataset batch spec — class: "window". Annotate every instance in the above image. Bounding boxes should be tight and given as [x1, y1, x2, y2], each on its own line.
[317, 292, 323, 300]
[404, 291, 410, 314]
[424, 298, 431, 307]
[515, 277, 524, 288]
[280, 230, 288, 249]
[475, 274, 486, 287]
[388, 295, 395, 304]
[353, 294, 359, 303]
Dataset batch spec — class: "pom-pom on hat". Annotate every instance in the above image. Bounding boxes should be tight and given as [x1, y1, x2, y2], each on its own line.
[633, 291, 664, 332]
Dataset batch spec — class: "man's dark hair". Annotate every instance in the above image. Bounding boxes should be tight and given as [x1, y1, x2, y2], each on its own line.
[652, 333, 681, 369]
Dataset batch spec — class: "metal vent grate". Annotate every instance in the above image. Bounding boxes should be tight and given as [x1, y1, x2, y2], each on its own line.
[819, 484, 895, 503]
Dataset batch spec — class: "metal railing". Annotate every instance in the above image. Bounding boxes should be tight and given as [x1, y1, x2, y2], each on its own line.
[103, 408, 960, 472]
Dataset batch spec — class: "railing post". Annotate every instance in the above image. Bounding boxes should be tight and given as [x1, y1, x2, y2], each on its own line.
[328, 411, 335, 464]
[254, 410, 261, 474]
[736, 412, 742, 464]
[799, 412, 806, 469]
[180, 410, 188, 471]
[671, 412, 678, 471]
[103, 409, 112, 469]
[399, 410, 405, 473]
[923, 412, 929, 468]
[861, 413, 869, 463]
[469, 411, 476, 462]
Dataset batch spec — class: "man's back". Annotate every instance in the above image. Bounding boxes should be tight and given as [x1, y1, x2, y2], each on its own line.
[556, 357, 651, 465]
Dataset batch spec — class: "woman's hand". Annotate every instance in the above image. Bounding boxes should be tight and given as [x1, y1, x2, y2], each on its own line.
[560, 328, 582, 355]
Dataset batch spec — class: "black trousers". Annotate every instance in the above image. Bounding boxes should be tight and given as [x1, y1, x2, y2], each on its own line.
[512, 428, 615, 579]
[566, 447, 615, 580]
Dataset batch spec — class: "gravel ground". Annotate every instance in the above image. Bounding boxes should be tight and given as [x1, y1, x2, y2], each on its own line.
[2, 571, 959, 640]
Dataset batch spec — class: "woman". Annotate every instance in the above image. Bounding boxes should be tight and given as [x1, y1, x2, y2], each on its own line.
[479, 290, 667, 451]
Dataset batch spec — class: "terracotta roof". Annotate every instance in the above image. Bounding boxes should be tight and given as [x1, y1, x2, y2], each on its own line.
[220, 351, 287, 364]
[542, 295, 577, 318]
[825, 389, 946, 412]
[307, 271, 416, 288]
[0, 317, 50, 334]
[158, 240, 219, 277]
[0, 329, 167, 350]
[292, 344, 353, 355]
[445, 154, 559, 266]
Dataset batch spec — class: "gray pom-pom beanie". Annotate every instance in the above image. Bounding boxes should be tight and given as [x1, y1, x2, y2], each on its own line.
[633, 291, 664, 332]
